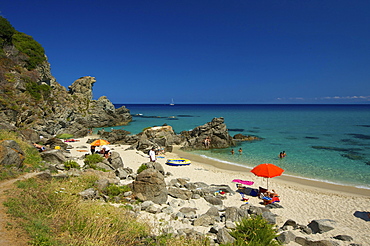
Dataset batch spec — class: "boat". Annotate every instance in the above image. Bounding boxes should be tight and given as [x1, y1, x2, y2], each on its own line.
[170, 98, 174, 106]
[166, 158, 191, 166]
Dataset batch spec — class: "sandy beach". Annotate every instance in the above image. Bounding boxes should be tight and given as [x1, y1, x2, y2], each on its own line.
[67, 137, 370, 245]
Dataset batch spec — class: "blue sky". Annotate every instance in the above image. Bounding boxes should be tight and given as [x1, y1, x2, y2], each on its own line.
[1, 0, 370, 104]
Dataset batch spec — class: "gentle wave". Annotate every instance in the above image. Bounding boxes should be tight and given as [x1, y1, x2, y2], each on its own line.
[114, 104, 370, 188]
[199, 154, 370, 190]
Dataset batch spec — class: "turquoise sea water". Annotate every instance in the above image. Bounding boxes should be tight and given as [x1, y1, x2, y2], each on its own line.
[102, 104, 370, 189]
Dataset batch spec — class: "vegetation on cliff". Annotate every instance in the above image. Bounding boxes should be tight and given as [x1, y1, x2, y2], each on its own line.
[0, 16, 46, 71]
[0, 16, 132, 137]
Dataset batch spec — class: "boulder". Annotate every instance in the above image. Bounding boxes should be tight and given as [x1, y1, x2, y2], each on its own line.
[44, 138, 68, 150]
[131, 168, 168, 204]
[262, 211, 279, 224]
[193, 214, 216, 227]
[333, 235, 353, 241]
[40, 149, 67, 164]
[169, 178, 189, 188]
[107, 151, 124, 169]
[79, 188, 99, 200]
[179, 207, 197, 219]
[276, 231, 296, 244]
[167, 187, 192, 200]
[205, 206, 220, 218]
[308, 219, 336, 234]
[204, 196, 223, 206]
[224, 206, 249, 222]
[295, 237, 340, 246]
[216, 227, 235, 244]
[0, 140, 25, 168]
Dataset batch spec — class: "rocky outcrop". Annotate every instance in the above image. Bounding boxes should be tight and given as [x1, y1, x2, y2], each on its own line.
[233, 133, 261, 141]
[0, 19, 132, 139]
[110, 118, 236, 152]
[180, 117, 235, 150]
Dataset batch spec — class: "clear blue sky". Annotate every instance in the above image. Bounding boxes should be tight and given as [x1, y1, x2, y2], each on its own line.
[1, 0, 370, 104]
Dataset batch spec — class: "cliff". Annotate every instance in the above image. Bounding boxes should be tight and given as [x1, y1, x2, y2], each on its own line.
[0, 17, 131, 138]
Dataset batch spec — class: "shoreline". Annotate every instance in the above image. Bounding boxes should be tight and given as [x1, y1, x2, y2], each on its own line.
[66, 137, 370, 244]
[173, 147, 370, 198]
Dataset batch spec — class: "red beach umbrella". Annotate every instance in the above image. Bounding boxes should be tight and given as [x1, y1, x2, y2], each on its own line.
[250, 163, 284, 190]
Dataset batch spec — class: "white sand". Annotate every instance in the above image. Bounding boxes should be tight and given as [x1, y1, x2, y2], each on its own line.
[67, 137, 370, 245]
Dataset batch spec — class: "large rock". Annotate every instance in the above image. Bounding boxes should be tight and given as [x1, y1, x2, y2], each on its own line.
[40, 149, 67, 164]
[217, 227, 235, 244]
[193, 214, 216, 227]
[131, 168, 168, 204]
[131, 125, 182, 151]
[224, 206, 249, 222]
[108, 151, 124, 170]
[167, 187, 192, 200]
[180, 117, 235, 150]
[308, 219, 336, 234]
[0, 140, 25, 168]
[295, 237, 340, 246]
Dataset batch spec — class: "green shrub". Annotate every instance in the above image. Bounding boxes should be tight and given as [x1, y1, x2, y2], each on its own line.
[224, 215, 281, 246]
[84, 154, 104, 169]
[0, 16, 15, 46]
[13, 31, 46, 70]
[105, 184, 131, 196]
[137, 164, 148, 174]
[56, 133, 74, 139]
[24, 79, 51, 101]
[64, 160, 80, 170]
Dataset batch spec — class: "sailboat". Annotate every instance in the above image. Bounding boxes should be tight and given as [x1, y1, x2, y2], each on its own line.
[170, 98, 175, 106]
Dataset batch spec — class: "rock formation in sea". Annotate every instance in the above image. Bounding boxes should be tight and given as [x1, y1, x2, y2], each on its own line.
[0, 16, 131, 139]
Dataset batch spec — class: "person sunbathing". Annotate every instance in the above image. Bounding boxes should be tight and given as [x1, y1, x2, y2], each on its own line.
[33, 143, 46, 152]
[265, 189, 279, 198]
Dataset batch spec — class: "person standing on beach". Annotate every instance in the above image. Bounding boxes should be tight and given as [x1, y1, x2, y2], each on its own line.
[90, 145, 96, 155]
[149, 147, 156, 162]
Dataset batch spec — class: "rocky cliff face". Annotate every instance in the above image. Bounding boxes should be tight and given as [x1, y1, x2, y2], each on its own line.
[0, 23, 131, 138]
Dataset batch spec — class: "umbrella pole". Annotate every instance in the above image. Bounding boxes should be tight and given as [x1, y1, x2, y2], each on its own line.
[267, 178, 269, 190]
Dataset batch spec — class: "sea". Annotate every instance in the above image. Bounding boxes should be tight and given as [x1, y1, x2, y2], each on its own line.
[99, 104, 370, 189]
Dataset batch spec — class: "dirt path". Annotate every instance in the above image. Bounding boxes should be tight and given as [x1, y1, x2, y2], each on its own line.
[0, 172, 39, 246]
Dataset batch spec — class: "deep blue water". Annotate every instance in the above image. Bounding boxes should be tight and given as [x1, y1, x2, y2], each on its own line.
[99, 104, 370, 189]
